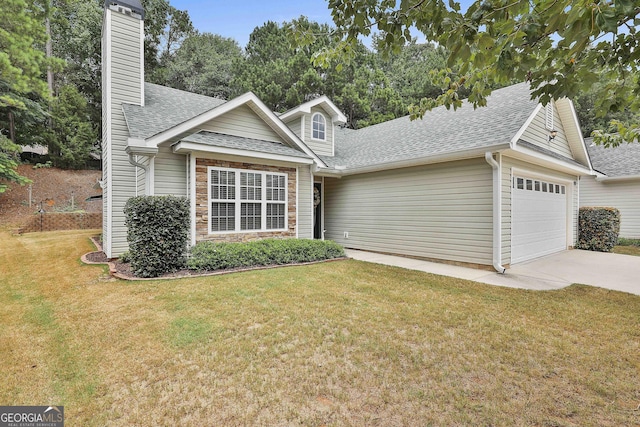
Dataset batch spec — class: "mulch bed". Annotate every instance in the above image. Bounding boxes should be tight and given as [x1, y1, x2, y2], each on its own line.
[82, 236, 347, 281]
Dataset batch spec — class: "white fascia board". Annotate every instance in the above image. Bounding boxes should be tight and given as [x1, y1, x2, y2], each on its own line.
[596, 174, 640, 182]
[556, 97, 593, 171]
[315, 143, 511, 177]
[279, 95, 347, 124]
[511, 103, 542, 146]
[509, 145, 593, 176]
[126, 138, 158, 155]
[172, 141, 315, 165]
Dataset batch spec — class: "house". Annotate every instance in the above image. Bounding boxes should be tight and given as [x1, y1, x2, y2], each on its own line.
[580, 138, 640, 238]
[102, 0, 594, 271]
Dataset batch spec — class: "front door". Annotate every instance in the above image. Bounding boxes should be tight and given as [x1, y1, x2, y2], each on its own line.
[313, 182, 322, 239]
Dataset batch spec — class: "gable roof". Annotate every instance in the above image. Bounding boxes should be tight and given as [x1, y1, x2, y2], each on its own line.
[279, 95, 347, 124]
[322, 83, 538, 171]
[122, 83, 327, 167]
[585, 137, 640, 177]
[122, 83, 227, 139]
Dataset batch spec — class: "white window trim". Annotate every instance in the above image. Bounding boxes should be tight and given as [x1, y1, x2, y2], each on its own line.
[311, 112, 327, 141]
[207, 166, 288, 234]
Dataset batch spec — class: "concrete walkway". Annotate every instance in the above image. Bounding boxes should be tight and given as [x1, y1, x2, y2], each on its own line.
[345, 249, 640, 295]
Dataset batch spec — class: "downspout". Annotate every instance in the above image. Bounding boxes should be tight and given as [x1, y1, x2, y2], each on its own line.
[128, 153, 153, 195]
[485, 152, 506, 274]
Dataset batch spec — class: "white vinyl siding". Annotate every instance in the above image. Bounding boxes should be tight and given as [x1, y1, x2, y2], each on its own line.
[580, 177, 640, 238]
[304, 107, 333, 156]
[199, 105, 283, 143]
[154, 144, 187, 196]
[297, 165, 313, 238]
[208, 166, 288, 234]
[520, 103, 573, 159]
[103, 10, 143, 257]
[324, 159, 493, 265]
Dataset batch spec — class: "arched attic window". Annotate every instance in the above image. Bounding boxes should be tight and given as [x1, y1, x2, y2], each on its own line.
[312, 113, 326, 141]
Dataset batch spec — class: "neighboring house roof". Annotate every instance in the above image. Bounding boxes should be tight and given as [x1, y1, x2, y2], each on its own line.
[122, 83, 226, 139]
[179, 131, 312, 159]
[323, 82, 538, 170]
[585, 137, 640, 178]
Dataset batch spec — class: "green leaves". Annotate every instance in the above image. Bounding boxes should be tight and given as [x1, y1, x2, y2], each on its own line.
[320, 0, 640, 145]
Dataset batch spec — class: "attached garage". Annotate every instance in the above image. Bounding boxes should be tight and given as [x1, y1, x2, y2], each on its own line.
[511, 175, 568, 263]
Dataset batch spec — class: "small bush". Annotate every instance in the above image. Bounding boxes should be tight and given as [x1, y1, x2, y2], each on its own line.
[124, 195, 190, 277]
[187, 238, 345, 272]
[576, 207, 620, 252]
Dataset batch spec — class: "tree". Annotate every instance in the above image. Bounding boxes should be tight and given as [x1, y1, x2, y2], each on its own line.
[165, 33, 242, 99]
[0, 0, 53, 188]
[234, 17, 404, 128]
[142, 0, 195, 84]
[50, 0, 103, 129]
[316, 0, 640, 145]
[46, 85, 96, 169]
[378, 41, 449, 108]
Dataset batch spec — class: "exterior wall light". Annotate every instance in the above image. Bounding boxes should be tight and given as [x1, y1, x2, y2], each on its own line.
[548, 130, 558, 141]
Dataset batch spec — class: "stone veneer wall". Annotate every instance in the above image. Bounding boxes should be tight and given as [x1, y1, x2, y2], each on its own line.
[195, 158, 297, 243]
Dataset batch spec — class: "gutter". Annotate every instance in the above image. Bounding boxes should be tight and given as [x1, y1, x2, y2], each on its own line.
[125, 145, 157, 196]
[595, 174, 640, 183]
[485, 152, 506, 274]
[315, 143, 511, 177]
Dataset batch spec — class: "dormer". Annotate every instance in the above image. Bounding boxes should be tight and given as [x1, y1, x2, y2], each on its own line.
[279, 96, 347, 157]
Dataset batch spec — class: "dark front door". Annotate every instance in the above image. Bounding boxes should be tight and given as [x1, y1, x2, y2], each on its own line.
[313, 182, 322, 239]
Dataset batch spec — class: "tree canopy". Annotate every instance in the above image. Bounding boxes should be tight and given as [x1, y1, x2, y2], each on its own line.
[316, 0, 640, 146]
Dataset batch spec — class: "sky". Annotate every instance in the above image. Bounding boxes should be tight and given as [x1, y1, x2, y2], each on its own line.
[170, 0, 336, 48]
[169, 0, 474, 48]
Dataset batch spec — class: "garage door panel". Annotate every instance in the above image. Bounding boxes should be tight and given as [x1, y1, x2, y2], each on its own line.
[512, 176, 567, 264]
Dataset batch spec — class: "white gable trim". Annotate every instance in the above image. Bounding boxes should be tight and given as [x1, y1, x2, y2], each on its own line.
[509, 145, 592, 176]
[143, 92, 327, 168]
[511, 104, 542, 146]
[172, 141, 314, 165]
[555, 98, 593, 171]
[279, 95, 347, 124]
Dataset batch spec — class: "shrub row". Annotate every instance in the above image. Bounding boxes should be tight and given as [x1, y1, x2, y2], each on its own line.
[187, 238, 345, 271]
[124, 196, 190, 277]
[576, 207, 620, 252]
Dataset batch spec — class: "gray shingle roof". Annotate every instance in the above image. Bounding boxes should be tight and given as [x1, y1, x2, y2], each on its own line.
[585, 137, 640, 177]
[122, 83, 226, 139]
[180, 131, 311, 159]
[322, 82, 539, 169]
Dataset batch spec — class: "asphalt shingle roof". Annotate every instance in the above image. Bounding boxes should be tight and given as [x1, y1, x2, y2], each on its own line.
[322, 82, 539, 169]
[585, 137, 640, 177]
[180, 131, 311, 159]
[122, 83, 226, 139]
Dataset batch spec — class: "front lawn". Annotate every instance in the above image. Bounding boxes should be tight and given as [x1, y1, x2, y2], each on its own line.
[1, 230, 639, 426]
[614, 238, 640, 257]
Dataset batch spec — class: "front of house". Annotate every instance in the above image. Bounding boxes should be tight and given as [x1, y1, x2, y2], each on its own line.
[102, 0, 593, 271]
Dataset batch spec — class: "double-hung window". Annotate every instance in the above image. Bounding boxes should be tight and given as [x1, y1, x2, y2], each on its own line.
[209, 167, 288, 233]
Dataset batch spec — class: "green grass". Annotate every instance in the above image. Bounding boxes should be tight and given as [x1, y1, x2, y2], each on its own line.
[1, 229, 639, 426]
[614, 238, 640, 256]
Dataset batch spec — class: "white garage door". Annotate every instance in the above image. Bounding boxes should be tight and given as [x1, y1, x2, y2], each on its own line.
[512, 176, 567, 264]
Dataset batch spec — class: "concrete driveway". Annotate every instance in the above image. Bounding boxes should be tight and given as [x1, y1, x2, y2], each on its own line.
[345, 249, 640, 295]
